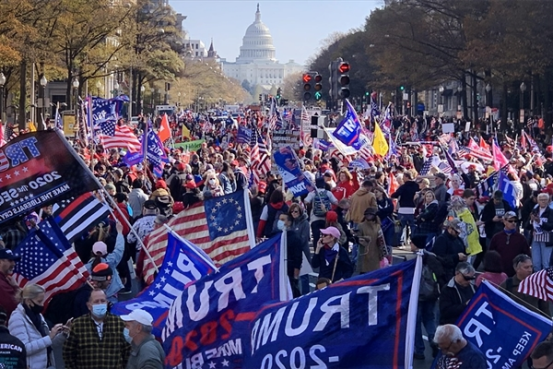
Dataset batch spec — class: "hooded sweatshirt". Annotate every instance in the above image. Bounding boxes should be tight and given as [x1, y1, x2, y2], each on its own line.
[346, 188, 377, 224]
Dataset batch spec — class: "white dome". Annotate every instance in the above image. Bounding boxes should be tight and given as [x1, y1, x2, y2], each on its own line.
[237, 4, 276, 63]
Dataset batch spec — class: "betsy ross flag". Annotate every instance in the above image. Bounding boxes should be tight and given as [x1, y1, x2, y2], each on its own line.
[12, 217, 89, 305]
[518, 267, 553, 302]
[139, 190, 254, 284]
[53, 192, 111, 244]
[98, 121, 141, 152]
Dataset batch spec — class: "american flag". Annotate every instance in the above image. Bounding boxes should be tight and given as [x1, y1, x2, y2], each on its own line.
[140, 190, 253, 284]
[53, 192, 111, 244]
[437, 161, 452, 174]
[77, 97, 89, 146]
[251, 129, 271, 180]
[301, 105, 310, 123]
[268, 97, 282, 130]
[518, 267, 553, 302]
[55, 103, 63, 130]
[98, 121, 141, 152]
[419, 156, 433, 176]
[12, 217, 89, 305]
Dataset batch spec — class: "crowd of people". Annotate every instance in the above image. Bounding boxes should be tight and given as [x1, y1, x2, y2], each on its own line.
[0, 108, 552, 368]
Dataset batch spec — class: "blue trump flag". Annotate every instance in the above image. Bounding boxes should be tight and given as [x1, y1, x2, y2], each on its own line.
[162, 234, 287, 369]
[111, 232, 216, 337]
[237, 126, 252, 144]
[443, 280, 552, 369]
[497, 170, 517, 209]
[245, 257, 422, 369]
[332, 99, 364, 150]
[273, 146, 313, 197]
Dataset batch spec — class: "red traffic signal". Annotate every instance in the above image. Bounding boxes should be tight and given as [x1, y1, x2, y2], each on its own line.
[338, 62, 350, 74]
[302, 74, 312, 83]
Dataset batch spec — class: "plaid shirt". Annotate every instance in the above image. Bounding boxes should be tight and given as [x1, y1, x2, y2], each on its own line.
[63, 313, 130, 369]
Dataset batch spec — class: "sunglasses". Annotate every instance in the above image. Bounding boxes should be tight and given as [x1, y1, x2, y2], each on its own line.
[291, 210, 300, 214]
[462, 275, 476, 281]
[506, 219, 517, 223]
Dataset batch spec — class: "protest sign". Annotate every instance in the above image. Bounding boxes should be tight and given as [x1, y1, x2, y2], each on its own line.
[273, 146, 312, 196]
[174, 139, 206, 152]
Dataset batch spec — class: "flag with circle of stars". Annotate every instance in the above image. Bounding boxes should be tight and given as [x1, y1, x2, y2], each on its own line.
[12, 217, 89, 305]
[203, 192, 247, 240]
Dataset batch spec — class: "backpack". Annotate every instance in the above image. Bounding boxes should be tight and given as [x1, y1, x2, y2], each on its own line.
[313, 190, 331, 217]
[419, 264, 439, 301]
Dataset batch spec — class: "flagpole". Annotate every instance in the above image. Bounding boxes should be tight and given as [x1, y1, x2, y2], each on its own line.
[404, 252, 423, 369]
[243, 188, 257, 248]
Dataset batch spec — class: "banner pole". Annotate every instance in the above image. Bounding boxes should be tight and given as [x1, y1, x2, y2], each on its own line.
[404, 252, 423, 369]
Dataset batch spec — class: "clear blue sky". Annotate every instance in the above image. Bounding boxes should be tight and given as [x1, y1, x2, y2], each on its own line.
[169, 0, 384, 66]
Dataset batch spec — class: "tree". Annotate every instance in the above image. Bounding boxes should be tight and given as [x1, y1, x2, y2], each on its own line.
[282, 72, 303, 102]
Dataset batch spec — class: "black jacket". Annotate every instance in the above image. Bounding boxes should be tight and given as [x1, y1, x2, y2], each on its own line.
[391, 181, 419, 208]
[481, 199, 513, 239]
[312, 246, 353, 283]
[0, 325, 26, 369]
[286, 230, 303, 278]
[439, 278, 476, 325]
[432, 231, 466, 279]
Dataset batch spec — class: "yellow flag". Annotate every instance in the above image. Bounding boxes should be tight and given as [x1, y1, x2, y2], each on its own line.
[28, 122, 37, 132]
[182, 124, 190, 139]
[372, 122, 389, 156]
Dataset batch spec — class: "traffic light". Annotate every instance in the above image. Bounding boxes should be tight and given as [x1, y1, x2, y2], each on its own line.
[400, 85, 405, 91]
[338, 61, 350, 98]
[314, 74, 323, 101]
[302, 73, 313, 101]
[276, 87, 282, 100]
[259, 94, 262, 102]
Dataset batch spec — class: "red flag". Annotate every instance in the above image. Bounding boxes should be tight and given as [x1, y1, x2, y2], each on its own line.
[520, 130, 527, 150]
[158, 113, 171, 143]
[492, 141, 509, 171]
[479, 136, 490, 152]
[388, 171, 399, 197]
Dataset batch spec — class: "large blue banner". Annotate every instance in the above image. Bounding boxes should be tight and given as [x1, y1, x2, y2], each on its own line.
[244, 258, 417, 369]
[273, 146, 313, 197]
[162, 235, 285, 369]
[451, 280, 552, 369]
[111, 233, 216, 337]
[332, 100, 364, 150]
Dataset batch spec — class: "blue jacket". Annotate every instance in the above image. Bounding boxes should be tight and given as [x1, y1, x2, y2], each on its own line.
[86, 233, 125, 303]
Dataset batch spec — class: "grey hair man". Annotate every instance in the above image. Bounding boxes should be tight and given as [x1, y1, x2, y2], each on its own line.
[434, 324, 487, 369]
[121, 309, 165, 369]
[439, 262, 476, 325]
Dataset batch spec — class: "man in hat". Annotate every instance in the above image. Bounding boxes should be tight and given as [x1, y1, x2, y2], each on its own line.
[481, 190, 514, 243]
[433, 172, 449, 205]
[0, 249, 21, 317]
[433, 219, 467, 279]
[121, 309, 165, 369]
[489, 211, 531, 277]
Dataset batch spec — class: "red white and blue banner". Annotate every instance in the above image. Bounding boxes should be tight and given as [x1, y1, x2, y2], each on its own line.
[162, 234, 288, 369]
[244, 257, 421, 369]
[453, 280, 552, 369]
[273, 146, 313, 197]
[112, 232, 216, 337]
[0, 130, 99, 224]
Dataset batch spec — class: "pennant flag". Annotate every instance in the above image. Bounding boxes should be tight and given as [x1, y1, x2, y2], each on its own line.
[12, 217, 90, 306]
[245, 256, 422, 369]
[162, 234, 287, 369]
[52, 192, 111, 244]
[518, 267, 553, 302]
[140, 190, 255, 285]
[158, 113, 172, 143]
[112, 232, 216, 337]
[372, 120, 389, 156]
[454, 280, 552, 369]
[182, 124, 191, 139]
[492, 140, 509, 171]
[98, 121, 141, 152]
[0, 130, 100, 225]
[497, 170, 517, 208]
[332, 100, 364, 150]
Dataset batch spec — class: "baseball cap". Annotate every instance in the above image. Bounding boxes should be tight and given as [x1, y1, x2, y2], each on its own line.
[92, 241, 108, 256]
[120, 309, 154, 326]
[446, 218, 462, 233]
[0, 248, 21, 261]
[320, 226, 341, 239]
[434, 173, 446, 180]
[503, 211, 518, 220]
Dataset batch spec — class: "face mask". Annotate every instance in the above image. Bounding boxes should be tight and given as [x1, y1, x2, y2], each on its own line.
[277, 220, 285, 230]
[123, 327, 132, 343]
[92, 303, 108, 318]
[30, 303, 43, 315]
[209, 179, 216, 185]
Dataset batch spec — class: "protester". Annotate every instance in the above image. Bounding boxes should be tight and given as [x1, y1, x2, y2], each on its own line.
[0, 249, 21, 318]
[356, 208, 388, 273]
[530, 341, 552, 369]
[121, 309, 165, 369]
[8, 284, 67, 368]
[489, 211, 531, 277]
[346, 180, 377, 227]
[530, 193, 553, 271]
[475, 251, 508, 287]
[391, 171, 419, 244]
[278, 213, 303, 297]
[304, 177, 338, 246]
[439, 262, 476, 325]
[312, 226, 353, 283]
[434, 324, 487, 368]
[481, 190, 514, 243]
[63, 289, 130, 369]
[0, 306, 26, 369]
[257, 189, 289, 240]
[128, 179, 149, 220]
[414, 189, 440, 245]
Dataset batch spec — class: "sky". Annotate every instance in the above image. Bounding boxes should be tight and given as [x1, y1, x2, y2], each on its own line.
[169, 0, 384, 66]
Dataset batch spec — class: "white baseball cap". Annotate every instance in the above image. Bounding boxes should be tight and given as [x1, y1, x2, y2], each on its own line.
[120, 309, 154, 326]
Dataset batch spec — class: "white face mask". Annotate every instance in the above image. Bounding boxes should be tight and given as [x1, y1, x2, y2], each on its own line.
[209, 178, 216, 185]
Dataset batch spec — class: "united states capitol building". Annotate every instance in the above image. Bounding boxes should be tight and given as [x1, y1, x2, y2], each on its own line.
[220, 4, 304, 90]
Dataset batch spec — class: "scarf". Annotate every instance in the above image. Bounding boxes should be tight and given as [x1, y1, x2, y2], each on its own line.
[503, 228, 516, 235]
[323, 243, 339, 266]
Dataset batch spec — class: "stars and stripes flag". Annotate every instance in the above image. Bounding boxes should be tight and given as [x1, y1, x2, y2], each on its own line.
[419, 156, 434, 176]
[140, 190, 254, 285]
[438, 162, 453, 174]
[55, 102, 63, 130]
[52, 192, 111, 244]
[251, 129, 271, 179]
[475, 165, 510, 198]
[98, 121, 141, 152]
[268, 97, 283, 130]
[522, 129, 540, 153]
[518, 267, 553, 302]
[12, 217, 89, 305]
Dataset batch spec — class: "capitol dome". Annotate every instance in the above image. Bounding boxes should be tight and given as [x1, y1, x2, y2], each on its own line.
[236, 4, 276, 63]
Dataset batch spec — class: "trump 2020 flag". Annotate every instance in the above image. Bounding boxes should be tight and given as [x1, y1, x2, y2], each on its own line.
[13, 217, 89, 305]
[245, 256, 422, 369]
[112, 232, 216, 337]
[452, 280, 552, 369]
[273, 146, 313, 197]
[141, 190, 255, 285]
[162, 234, 287, 369]
[332, 100, 365, 150]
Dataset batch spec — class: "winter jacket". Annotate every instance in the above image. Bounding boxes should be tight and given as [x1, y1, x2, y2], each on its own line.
[291, 213, 311, 262]
[128, 188, 149, 219]
[391, 180, 419, 210]
[489, 230, 531, 277]
[346, 188, 377, 224]
[9, 304, 66, 369]
[481, 199, 513, 239]
[286, 230, 304, 278]
[125, 335, 165, 369]
[414, 200, 439, 237]
[257, 202, 289, 238]
[0, 272, 19, 319]
[312, 244, 353, 282]
[0, 325, 26, 369]
[439, 278, 476, 325]
[357, 220, 386, 274]
[432, 231, 466, 279]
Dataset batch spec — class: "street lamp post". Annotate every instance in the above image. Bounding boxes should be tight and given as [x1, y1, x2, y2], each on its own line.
[140, 85, 145, 115]
[39, 75, 47, 130]
[438, 86, 445, 116]
[0, 72, 6, 124]
[457, 85, 463, 113]
[178, 92, 181, 107]
[519, 82, 526, 125]
[72, 79, 79, 130]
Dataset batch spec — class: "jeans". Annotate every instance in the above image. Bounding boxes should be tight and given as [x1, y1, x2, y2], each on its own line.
[398, 214, 415, 244]
[531, 241, 553, 271]
[415, 299, 438, 355]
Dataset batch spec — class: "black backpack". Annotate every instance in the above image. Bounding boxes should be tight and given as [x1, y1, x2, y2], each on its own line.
[419, 264, 439, 301]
